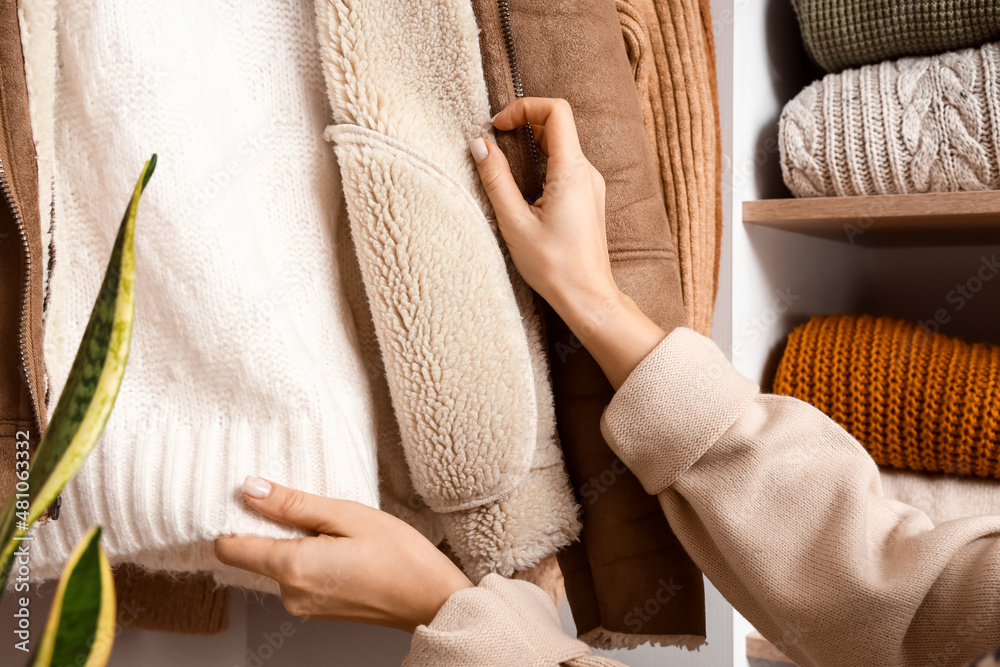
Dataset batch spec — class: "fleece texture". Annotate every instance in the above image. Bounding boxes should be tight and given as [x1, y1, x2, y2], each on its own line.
[33, 0, 380, 593]
[332, 162, 444, 545]
[471, 0, 705, 649]
[406, 328, 1000, 666]
[780, 42, 1000, 197]
[313, 0, 579, 578]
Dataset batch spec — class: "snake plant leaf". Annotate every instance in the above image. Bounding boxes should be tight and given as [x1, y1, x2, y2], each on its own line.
[29, 526, 116, 667]
[0, 156, 156, 590]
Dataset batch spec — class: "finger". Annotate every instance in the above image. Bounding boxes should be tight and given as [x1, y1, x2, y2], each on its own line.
[469, 137, 532, 222]
[214, 534, 298, 582]
[492, 98, 581, 161]
[239, 476, 370, 537]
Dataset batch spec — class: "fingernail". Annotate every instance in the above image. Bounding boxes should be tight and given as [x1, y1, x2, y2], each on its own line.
[489, 112, 500, 124]
[242, 475, 272, 499]
[469, 137, 488, 164]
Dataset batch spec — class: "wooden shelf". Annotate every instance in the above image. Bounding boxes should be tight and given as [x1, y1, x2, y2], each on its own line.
[743, 191, 1000, 246]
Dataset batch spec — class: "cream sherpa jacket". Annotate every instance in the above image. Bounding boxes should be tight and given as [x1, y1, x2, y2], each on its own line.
[313, 0, 579, 578]
[404, 328, 1000, 667]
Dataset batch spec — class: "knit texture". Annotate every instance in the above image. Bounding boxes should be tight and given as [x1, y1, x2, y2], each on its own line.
[880, 467, 1000, 525]
[34, 0, 380, 592]
[406, 574, 619, 667]
[405, 327, 1000, 666]
[618, 0, 721, 336]
[779, 42, 1000, 197]
[790, 0, 1000, 73]
[112, 564, 228, 635]
[774, 315, 1000, 478]
[314, 0, 579, 579]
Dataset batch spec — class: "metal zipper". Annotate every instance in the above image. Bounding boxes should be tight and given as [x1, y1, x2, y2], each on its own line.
[496, 0, 545, 191]
[0, 155, 49, 517]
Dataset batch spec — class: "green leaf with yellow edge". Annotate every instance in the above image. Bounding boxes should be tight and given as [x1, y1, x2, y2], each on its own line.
[0, 156, 156, 590]
[29, 526, 116, 667]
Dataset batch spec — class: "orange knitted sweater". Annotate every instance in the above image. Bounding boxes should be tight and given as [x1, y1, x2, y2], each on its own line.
[774, 315, 1000, 478]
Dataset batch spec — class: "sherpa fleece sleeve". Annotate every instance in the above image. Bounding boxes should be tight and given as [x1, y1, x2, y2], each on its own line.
[601, 327, 1000, 667]
[404, 574, 623, 666]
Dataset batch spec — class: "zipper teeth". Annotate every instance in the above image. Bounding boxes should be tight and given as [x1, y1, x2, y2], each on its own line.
[496, 0, 545, 186]
[0, 159, 41, 437]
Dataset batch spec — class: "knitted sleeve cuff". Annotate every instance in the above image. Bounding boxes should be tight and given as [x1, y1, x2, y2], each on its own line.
[405, 574, 593, 666]
[600, 328, 759, 495]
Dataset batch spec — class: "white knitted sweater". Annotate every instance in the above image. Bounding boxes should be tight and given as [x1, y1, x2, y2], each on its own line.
[780, 42, 1000, 197]
[33, 0, 379, 592]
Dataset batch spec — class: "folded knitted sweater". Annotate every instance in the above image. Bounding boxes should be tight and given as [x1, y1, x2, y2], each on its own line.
[779, 42, 1000, 197]
[790, 0, 1000, 73]
[34, 0, 380, 592]
[774, 315, 1000, 479]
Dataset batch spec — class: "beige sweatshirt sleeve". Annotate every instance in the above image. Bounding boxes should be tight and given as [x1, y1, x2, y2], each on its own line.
[407, 326, 1000, 666]
[404, 574, 623, 666]
[601, 327, 1000, 667]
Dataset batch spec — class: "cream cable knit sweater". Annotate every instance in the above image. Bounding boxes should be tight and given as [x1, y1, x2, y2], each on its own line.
[33, 0, 379, 592]
[780, 42, 1000, 197]
[406, 328, 1000, 667]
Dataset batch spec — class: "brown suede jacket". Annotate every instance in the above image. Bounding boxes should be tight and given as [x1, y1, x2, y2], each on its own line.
[0, 0, 46, 510]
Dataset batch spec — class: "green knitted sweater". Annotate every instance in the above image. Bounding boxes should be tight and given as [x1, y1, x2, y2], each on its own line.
[791, 0, 1000, 72]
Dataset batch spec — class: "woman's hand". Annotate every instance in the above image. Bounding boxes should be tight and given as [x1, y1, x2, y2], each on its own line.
[470, 97, 667, 389]
[214, 477, 473, 633]
[470, 98, 616, 322]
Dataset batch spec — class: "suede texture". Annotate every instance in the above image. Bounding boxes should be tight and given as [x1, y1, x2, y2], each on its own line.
[472, 0, 706, 649]
[0, 0, 45, 506]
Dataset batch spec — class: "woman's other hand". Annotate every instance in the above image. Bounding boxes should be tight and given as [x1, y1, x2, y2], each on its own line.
[215, 477, 472, 633]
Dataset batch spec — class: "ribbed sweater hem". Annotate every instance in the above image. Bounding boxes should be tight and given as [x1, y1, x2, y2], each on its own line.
[27, 408, 379, 590]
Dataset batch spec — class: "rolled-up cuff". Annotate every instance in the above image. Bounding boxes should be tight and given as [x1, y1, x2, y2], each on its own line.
[406, 574, 593, 666]
[600, 328, 758, 495]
